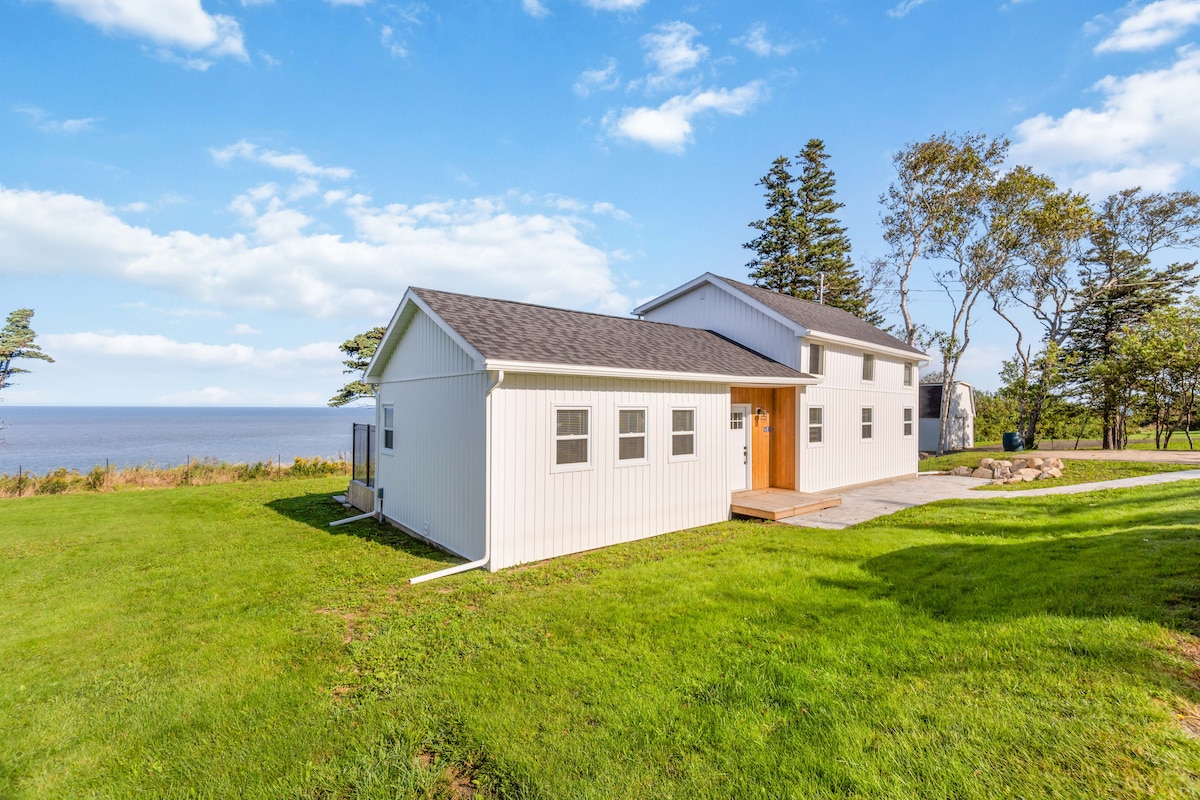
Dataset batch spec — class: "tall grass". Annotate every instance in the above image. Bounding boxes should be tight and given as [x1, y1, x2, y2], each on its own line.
[0, 455, 348, 498]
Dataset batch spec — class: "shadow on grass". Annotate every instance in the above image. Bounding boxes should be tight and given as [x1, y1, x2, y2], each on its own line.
[865, 525, 1200, 635]
[266, 492, 460, 567]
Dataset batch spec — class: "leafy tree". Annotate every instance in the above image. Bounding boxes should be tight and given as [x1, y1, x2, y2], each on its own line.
[1063, 189, 1200, 448]
[0, 308, 53, 394]
[328, 326, 385, 407]
[746, 140, 880, 323]
[880, 132, 1008, 347]
[1113, 298, 1200, 449]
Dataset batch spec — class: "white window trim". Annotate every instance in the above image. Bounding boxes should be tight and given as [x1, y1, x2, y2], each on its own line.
[669, 406, 698, 462]
[381, 404, 395, 453]
[903, 407, 914, 438]
[903, 362, 914, 387]
[616, 406, 649, 467]
[862, 353, 875, 383]
[861, 406, 875, 441]
[552, 405, 592, 473]
[807, 405, 824, 448]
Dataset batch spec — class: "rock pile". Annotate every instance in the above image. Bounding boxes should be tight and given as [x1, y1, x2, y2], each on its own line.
[948, 456, 1065, 485]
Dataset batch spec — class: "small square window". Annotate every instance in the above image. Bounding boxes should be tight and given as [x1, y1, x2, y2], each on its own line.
[903, 407, 914, 437]
[862, 353, 875, 382]
[808, 406, 823, 445]
[861, 407, 874, 440]
[671, 408, 695, 458]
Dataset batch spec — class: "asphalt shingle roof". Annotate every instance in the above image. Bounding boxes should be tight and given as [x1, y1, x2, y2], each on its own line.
[412, 287, 811, 381]
[717, 276, 926, 357]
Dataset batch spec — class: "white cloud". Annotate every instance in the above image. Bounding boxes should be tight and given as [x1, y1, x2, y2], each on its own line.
[887, 0, 931, 18]
[1095, 0, 1200, 53]
[604, 82, 765, 153]
[733, 23, 794, 57]
[522, 0, 550, 18]
[15, 106, 98, 133]
[41, 0, 247, 61]
[380, 25, 408, 57]
[640, 21, 708, 89]
[1012, 45, 1200, 192]
[230, 323, 263, 335]
[41, 332, 338, 369]
[581, 0, 646, 10]
[574, 58, 620, 97]
[0, 183, 630, 318]
[122, 201, 151, 213]
[210, 141, 354, 179]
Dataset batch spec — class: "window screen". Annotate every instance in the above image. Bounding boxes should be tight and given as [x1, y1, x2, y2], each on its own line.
[809, 343, 823, 375]
[671, 409, 695, 457]
[555, 408, 589, 466]
[862, 353, 875, 381]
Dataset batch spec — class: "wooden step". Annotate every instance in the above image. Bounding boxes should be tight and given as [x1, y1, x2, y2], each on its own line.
[731, 488, 842, 521]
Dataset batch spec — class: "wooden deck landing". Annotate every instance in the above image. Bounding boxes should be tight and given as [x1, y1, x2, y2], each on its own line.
[732, 488, 842, 521]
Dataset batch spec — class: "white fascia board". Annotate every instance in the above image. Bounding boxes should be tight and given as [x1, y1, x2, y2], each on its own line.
[483, 358, 818, 387]
[803, 330, 930, 363]
[631, 273, 714, 317]
[363, 289, 488, 383]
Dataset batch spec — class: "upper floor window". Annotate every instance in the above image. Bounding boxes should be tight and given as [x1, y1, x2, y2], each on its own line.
[808, 343, 824, 375]
[904, 362, 913, 387]
[862, 353, 875, 382]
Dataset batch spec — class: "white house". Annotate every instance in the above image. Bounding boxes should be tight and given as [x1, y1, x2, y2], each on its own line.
[918, 381, 976, 452]
[354, 273, 928, 578]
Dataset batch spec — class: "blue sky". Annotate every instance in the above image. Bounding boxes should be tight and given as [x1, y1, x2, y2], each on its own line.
[2, 0, 1199, 405]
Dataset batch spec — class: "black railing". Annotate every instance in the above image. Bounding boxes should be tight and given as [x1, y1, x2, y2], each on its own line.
[352, 423, 375, 487]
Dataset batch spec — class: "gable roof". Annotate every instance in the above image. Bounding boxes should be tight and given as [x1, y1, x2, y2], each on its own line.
[633, 272, 926, 359]
[403, 287, 814, 383]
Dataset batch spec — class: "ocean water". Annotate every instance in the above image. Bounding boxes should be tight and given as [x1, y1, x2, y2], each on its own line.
[0, 406, 375, 475]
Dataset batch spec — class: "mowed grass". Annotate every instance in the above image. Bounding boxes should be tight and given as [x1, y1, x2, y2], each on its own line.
[2, 478, 1200, 798]
[920, 452, 1195, 491]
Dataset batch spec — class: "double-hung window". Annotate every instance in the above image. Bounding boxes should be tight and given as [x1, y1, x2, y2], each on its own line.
[671, 408, 696, 459]
[903, 407, 914, 437]
[554, 407, 590, 469]
[618, 408, 647, 464]
[861, 407, 874, 440]
[808, 406, 824, 445]
[808, 343, 824, 375]
[382, 405, 395, 451]
[862, 353, 875, 382]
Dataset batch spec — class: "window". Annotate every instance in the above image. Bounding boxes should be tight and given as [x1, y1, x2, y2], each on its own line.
[382, 405, 395, 451]
[903, 407, 914, 437]
[904, 362, 913, 387]
[618, 408, 647, 463]
[808, 343, 824, 375]
[554, 408, 590, 468]
[862, 353, 875, 382]
[808, 406, 824, 445]
[671, 408, 695, 458]
[861, 407, 874, 440]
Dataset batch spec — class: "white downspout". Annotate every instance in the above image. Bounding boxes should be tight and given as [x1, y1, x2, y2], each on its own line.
[328, 494, 379, 527]
[408, 369, 504, 585]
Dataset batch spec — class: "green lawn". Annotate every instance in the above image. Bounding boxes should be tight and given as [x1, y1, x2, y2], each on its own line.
[3, 479, 1200, 798]
[920, 452, 1195, 491]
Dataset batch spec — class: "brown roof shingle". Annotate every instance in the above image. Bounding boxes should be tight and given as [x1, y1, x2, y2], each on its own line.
[717, 276, 926, 357]
[412, 287, 811, 381]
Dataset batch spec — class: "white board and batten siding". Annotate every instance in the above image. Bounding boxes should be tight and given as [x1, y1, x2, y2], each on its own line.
[639, 284, 800, 369]
[488, 374, 730, 571]
[798, 340, 920, 493]
[374, 308, 488, 561]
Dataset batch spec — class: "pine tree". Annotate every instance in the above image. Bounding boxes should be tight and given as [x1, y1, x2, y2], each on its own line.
[744, 140, 880, 323]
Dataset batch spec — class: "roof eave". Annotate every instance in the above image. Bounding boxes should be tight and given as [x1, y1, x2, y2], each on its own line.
[483, 358, 817, 386]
